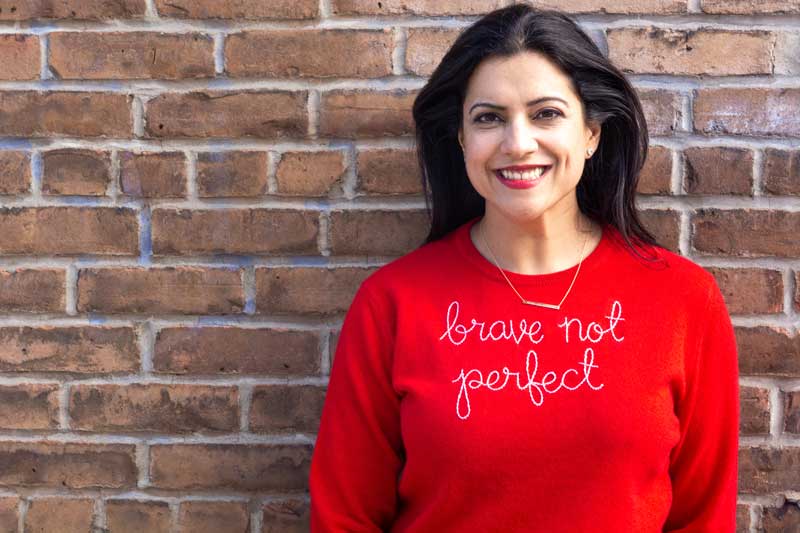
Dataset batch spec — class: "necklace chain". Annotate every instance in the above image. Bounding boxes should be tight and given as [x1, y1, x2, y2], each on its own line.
[478, 220, 590, 310]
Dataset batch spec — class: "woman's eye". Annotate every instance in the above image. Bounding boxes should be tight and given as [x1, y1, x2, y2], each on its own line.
[536, 108, 562, 120]
[474, 113, 501, 124]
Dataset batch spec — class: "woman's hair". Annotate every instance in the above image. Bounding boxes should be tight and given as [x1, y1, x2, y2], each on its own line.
[413, 3, 659, 258]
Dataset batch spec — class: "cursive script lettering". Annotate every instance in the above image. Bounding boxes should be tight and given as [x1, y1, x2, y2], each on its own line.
[439, 300, 544, 347]
[558, 300, 625, 343]
[452, 348, 604, 420]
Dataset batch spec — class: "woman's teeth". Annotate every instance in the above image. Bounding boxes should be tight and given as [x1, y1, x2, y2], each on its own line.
[498, 167, 547, 181]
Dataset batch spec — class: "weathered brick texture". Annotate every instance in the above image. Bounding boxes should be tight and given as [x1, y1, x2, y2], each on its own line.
[24, 498, 95, 533]
[145, 91, 308, 138]
[154, 0, 319, 20]
[197, 151, 269, 197]
[50, 32, 215, 80]
[106, 500, 172, 533]
[0, 1, 796, 529]
[120, 151, 187, 198]
[0, 151, 29, 195]
[153, 327, 321, 375]
[0, 92, 133, 137]
[149, 444, 312, 490]
[42, 149, 111, 196]
[0, 34, 40, 80]
[226, 30, 394, 78]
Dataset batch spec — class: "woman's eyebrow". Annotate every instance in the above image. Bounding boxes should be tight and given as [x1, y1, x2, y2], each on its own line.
[468, 97, 569, 114]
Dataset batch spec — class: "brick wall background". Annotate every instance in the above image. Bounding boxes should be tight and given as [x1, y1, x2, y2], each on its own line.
[0, 0, 797, 531]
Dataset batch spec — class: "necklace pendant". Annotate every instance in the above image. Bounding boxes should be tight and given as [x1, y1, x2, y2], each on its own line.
[522, 299, 560, 310]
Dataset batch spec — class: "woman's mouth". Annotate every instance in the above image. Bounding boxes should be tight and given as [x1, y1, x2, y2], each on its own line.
[495, 166, 551, 189]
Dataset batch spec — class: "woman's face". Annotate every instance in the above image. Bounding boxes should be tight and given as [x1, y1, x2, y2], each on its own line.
[459, 51, 601, 226]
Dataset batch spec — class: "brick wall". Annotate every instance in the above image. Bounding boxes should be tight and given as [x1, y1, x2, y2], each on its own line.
[0, 0, 797, 531]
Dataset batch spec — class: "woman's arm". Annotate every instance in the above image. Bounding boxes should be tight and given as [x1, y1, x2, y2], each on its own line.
[663, 279, 740, 532]
[310, 282, 403, 532]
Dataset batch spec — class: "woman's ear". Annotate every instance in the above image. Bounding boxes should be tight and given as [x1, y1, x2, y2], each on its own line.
[458, 130, 464, 151]
[586, 121, 601, 153]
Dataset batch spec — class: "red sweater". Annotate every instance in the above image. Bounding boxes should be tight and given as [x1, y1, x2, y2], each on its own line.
[310, 216, 739, 532]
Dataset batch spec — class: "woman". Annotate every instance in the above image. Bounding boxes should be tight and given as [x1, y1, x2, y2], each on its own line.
[310, 4, 739, 532]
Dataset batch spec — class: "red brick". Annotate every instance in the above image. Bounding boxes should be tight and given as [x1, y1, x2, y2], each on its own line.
[608, 28, 774, 76]
[0, 442, 137, 488]
[120, 151, 186, 198]
[145, 91, 307, 139]
[106, 500, 171, 533]
[0, 497, 18, 531]
[683, 147, 752, 195]
[637, 146, 672, 195]
[0, 91, 132, 137]
[694, 88, 800, 137]
[702, 0, 800, 14]
[152, 209, 319, 256]
[739, 446, 800, 493]
[155, 0, 318, 19]
[640, 209, 680, 252]
[330, 330, 340, 366]
[275, 151, 347, 196]
[736, 505, 750, 533]
[529, 0, 685, 14]
[788, 267, 800, 310]
[0, 0, 146, 20]
[784, 390, 800, 434]
[250, 385, 325, 433]
[70, 384, 239, 433]
[226, 30, 392, 78]
[405, 28, 459, 77]
[332, 0, 504, 15]
[255, 267, 375, 315]
[0, 326, 138, 373]
[196, 151, 268, 198]
[0, 269, 64, 313]
[319, 90, 416, 138]
[42, 149, 110, 196]
[0, 34, 39, 80]
[705, 267, 783, 315]
[77, 267, 244, 315]
[50, 32, 214, 80]
[0, 384, 59, 430]
[153, 327, 320, 376]
[739, 386, 770, 435]
[25, 498, 94, 533]
[356, 148, 423, 195]
[329, 210, 429, 255]
[763, 148, 800, 195]
[639, 89, 682, 136]
[150, 444, 311, 491]
[178, 501, 249, 533]
[761, 502, 800, 532]
[0, 207, 138, 256]
[0, 150, 29, 195]
[262, 499, 310, 533]
[692, 209, 800, 258]
[736, 326, 800, 377]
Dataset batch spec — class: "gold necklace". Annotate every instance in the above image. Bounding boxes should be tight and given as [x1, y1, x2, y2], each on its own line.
[479, 220, 590, 310]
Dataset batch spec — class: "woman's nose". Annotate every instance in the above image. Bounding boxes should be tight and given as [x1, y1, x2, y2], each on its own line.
[501, 119, 538, 157]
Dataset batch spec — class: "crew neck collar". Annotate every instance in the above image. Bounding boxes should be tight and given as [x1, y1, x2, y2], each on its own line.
[452, 215, 614, 288]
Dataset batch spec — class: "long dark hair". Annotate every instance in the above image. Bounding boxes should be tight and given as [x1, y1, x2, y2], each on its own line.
[413, 4, 659, 258]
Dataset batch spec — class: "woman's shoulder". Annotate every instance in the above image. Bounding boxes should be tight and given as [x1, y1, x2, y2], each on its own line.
[604, 226, 720, 303]
[357, 226, 463, 299]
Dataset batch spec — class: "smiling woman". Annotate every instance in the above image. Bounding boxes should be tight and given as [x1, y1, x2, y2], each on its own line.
[310, 4, 739, 533]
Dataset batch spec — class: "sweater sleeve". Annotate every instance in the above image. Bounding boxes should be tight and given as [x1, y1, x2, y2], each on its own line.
[310, 282, 403, 532]
[663, 278, 740, 532]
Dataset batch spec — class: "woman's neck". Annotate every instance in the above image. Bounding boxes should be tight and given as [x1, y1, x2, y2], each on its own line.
[469, 209, 602, 276]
